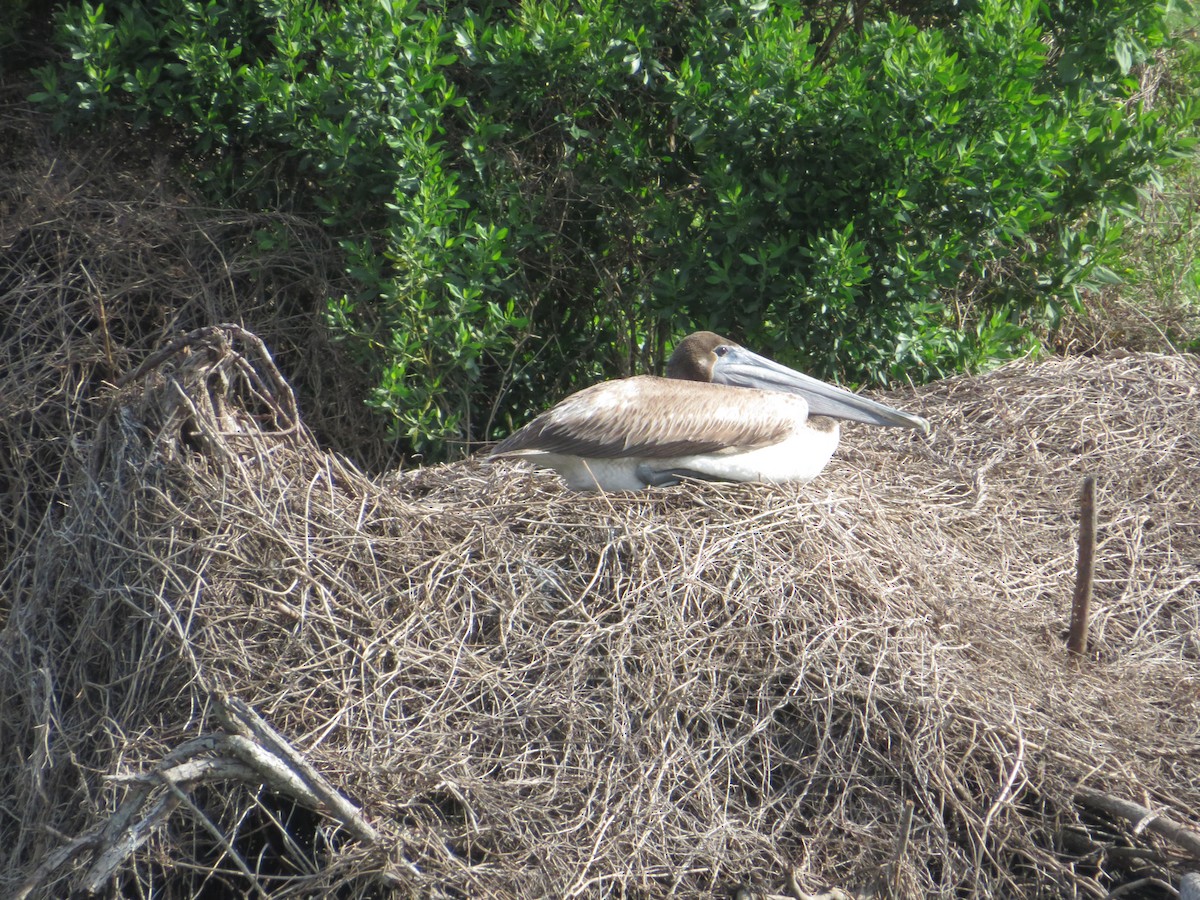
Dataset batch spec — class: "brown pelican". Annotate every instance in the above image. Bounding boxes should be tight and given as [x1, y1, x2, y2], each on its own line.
[490, 331, 928, 491]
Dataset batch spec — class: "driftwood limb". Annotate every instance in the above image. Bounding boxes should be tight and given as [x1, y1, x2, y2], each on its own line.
[17, 695, 381, 899]
[80, 789, 186, 894]
[1068, 476, 1097, 658]
[12, 825, 105, 900]
[212, 692, 381, 845]
[1076, 785, 1200, 861]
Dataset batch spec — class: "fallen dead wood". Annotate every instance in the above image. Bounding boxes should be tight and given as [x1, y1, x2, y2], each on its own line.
[1076, 786, 1200, 862]
[14, 697, 381, 899]
[212, 692, 382, 845]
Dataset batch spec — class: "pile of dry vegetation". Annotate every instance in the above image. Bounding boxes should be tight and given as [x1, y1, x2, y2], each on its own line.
[3, 102, 1199, 899]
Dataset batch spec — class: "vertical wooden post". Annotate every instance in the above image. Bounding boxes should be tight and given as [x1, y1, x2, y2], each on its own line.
[1067, 477, 1096, 658]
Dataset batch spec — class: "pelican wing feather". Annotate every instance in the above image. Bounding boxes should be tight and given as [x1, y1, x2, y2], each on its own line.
[491, 376, 800, 460]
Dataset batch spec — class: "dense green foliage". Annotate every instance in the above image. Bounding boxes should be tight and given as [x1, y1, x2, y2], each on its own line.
[30, 0, 1186, 456]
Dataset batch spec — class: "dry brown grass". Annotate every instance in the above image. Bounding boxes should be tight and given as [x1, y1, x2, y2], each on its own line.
[2, 97, 1199, 899]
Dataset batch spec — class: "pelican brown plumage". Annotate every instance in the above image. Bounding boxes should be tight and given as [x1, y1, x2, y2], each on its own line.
[490, 331, 929, 491]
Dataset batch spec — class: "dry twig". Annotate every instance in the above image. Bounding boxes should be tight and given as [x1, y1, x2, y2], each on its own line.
[1076, 786, 1200, 861]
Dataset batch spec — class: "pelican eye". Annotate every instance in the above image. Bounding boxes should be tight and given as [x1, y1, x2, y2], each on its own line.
[714, 345, 731, 357]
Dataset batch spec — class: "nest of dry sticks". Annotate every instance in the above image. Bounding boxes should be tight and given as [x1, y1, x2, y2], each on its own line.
[3, 320, 1198, 898]
[2, 102, 1199, 900]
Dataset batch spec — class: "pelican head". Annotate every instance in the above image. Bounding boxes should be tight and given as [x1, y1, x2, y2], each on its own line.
[667, 331, 930, 434]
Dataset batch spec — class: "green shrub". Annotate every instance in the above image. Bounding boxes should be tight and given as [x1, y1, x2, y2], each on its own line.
[1059, 4, 1200, 354]
[32, 0, 1179, 457]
